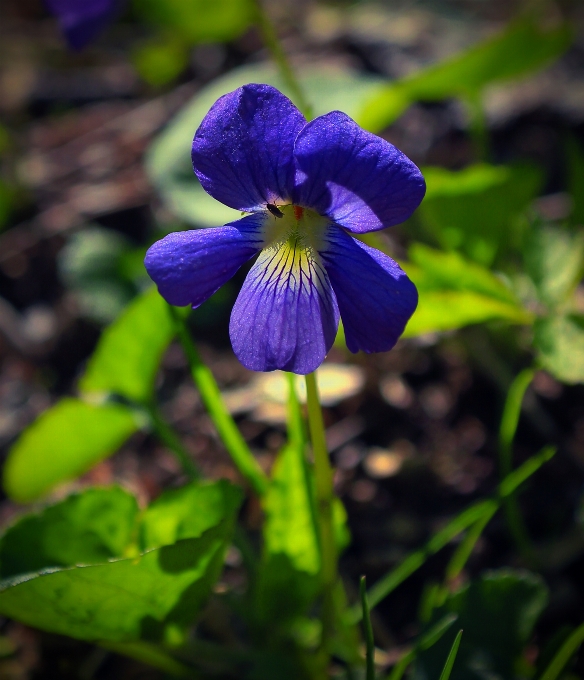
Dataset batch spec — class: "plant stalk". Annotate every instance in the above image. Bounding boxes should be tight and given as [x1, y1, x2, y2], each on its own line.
[305, 371, 337, 651]
[252, 0, 313, 119]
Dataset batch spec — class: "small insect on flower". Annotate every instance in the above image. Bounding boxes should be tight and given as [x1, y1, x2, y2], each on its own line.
[145, 84, 426, 374]
[266, 203, 285, 218]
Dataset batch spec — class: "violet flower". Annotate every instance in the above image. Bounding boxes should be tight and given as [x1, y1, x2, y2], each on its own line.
[145, 84, 425, 374]
[45, 0, 121, 50]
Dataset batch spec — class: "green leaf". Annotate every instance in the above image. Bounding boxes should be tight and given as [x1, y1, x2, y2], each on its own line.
[132, 0, 253, 44]
[402, 245, 532, 337]
[359, 17, 572, 131]
[0, 525, 231, 643]
[418, 164, 543, 266]
[132, 36, 190, 87]
[58, 226, 137, 324]
[407, 243, 520, 304]
[0, 487, 139, 578]
[146, 64, 384, 228]
[414, 570, 548, 680]
[263, 443, 319, 576]
[524, 225, 584, 308]
[255, 441, 320, 624]
[3, 399, 137, 503]
[404, 291, 532, 337]
[79, 287, 179, 404]
[534, 315, 584, 384]
[140, 479, 243, 551]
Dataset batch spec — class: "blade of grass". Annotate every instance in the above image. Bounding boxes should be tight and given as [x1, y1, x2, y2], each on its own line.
[347, 500, 497, 624]
[540, 622, 584, 680]
[439, 630, 463, 680]
[348, 446, 556, 623]
[360, 576, 375, 680]
[445, 504, 497, 584]
[498, 368, 537, 566]
[385, 614, 458, 680]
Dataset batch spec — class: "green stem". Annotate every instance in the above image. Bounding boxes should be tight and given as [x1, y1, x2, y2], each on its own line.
[465, 93, 489, 162]
[169, 306, 269, 496]
[252, 0, 313, 119]
[360, 576, 375, 680]
[498, 367, 538, 567]
[305, 371, 337, 651]
[147, 403, 199, 479]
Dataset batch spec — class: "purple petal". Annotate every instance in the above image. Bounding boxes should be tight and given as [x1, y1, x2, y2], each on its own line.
[321, 228, 417, 353]
[292, 111, 425, 233]
[144, 214, 266, 308]
[192, 84, 306, 213]
[229, 244, 339, 373]
[45, 0, 121, 50]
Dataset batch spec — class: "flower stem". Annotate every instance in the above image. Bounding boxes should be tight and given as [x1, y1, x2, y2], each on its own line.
[305, 371, 337, 650]
[147, 403, 199, 480]
[252, 0, 313, 119]
[169, 306, 269, 497]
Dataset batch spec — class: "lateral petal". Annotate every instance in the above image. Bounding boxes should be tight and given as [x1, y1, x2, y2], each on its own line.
[192, 84, 306, 213]
[230, 241, 339, 374]
[293, 111, 425, 233]
[144, 214, 266, 308]
[321, 228, 417, 353]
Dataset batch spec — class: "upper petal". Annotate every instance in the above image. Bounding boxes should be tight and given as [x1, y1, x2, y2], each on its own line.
[192, 84, 306, 213]
[292, 111, 425, 233]
[321, 228, 417, 353]
[230, 241, 339, 374]
[144, 214, 266, 308]
[45, 0, 121, 50]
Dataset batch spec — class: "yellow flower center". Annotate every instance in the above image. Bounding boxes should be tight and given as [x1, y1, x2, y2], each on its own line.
[259, 204, 331, 294]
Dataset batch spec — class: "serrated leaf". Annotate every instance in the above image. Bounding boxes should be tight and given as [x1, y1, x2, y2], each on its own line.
[418, 164, 543, 266]
[147, 64, 384, 228]
[414, 570, 548, 680]
[79, 287, 179, 404]
[359, 17, 572, 131]
[524, 225, 584, 308]
[3, 399, 137, 503]
[0, 524, 231, 643]
[0, 487, 138, 578]
[534, 315, 584, 384]
[140, 480, 243, 551]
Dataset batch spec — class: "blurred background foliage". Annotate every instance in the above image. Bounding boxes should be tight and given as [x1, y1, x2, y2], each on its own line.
[1, 0, 584, 678]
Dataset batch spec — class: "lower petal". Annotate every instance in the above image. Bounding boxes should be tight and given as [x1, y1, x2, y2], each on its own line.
[230, 241, 339, 374]
[321, 228, 417, 354]
[144, 214, 265, 308]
